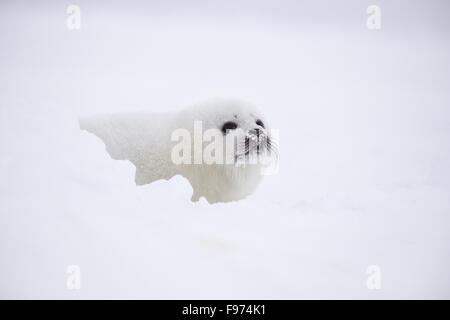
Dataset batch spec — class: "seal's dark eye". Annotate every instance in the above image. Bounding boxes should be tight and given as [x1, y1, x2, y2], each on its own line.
[221, 121, 238, 134]
[256, 119, 265, 128]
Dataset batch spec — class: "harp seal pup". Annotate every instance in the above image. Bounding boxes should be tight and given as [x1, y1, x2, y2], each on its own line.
[79, 99, 277, 203]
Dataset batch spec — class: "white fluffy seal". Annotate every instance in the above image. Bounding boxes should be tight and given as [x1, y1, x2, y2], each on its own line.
[79, 99, 277, 203]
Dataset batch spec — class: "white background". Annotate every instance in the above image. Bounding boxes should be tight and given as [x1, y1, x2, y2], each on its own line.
[0, 0, 449, 298]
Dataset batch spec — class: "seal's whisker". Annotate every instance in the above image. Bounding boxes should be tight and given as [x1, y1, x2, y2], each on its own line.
[267, 141, 279, 154]
[267, 140, 279, 150]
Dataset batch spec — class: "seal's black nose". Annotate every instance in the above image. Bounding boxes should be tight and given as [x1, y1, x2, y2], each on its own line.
[254, 128, 261, 138]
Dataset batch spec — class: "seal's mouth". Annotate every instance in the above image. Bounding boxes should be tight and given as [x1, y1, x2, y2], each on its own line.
[244, 133, 271, 154]
[231, 129, 279, 170]
[236, 133, 274, 161]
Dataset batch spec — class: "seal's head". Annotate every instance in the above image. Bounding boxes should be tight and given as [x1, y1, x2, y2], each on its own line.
[183, 99, 275, 162]
[176, 99, 278, 202]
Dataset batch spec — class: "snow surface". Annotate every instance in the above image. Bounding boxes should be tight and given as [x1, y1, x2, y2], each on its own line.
[1, 0, 449, 299]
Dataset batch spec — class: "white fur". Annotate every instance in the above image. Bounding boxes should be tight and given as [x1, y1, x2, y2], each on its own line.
[79, 99, 273, 203]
